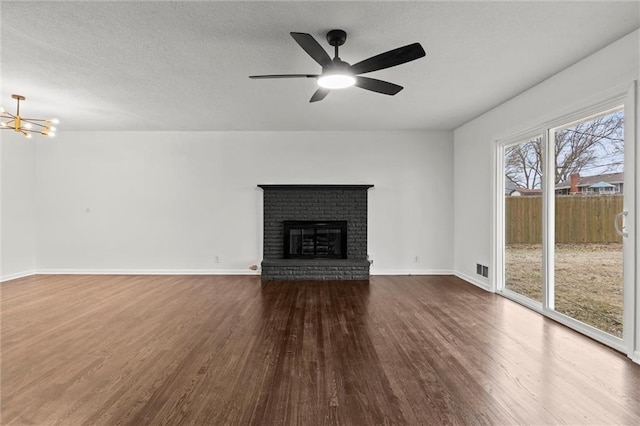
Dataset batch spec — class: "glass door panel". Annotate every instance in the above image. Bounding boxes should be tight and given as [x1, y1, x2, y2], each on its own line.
[553, 107, 624, 337]
[503, 136, 544, 302]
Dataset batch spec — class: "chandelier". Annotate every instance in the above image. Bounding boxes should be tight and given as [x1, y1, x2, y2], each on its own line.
[1, 94, 58, 138]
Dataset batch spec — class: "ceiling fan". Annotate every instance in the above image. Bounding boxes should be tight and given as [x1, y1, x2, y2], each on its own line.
[249, 30, 426, 102]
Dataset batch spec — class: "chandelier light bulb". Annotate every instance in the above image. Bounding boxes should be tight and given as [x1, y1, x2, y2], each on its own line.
[24, 122, 33, 129]
[25, 133, 32, 139]
[50, 126, 57, 132]
[1, 122, 6, 128]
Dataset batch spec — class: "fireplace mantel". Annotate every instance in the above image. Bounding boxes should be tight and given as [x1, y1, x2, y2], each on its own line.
[258, 184, 374, 190]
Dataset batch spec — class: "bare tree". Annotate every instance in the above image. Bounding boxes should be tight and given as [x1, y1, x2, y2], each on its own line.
[505, 138, 542, 189]
[505, 111, 624, 189]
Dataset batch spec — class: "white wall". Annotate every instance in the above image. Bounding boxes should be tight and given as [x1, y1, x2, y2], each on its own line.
[453, 30, 639, 357]
[453, 29, 639, 286]
[33, 130, 453, 274]
[1, 137, 37, 280]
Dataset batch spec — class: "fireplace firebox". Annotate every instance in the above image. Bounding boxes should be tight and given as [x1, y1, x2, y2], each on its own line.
[284, 220, 347, 259]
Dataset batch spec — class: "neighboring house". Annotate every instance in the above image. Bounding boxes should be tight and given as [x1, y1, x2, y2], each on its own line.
[555, 172, 624, 195]
[509, 187, 543, 196]
[506, 180, 543, 196]
[507, 172, 623, 196]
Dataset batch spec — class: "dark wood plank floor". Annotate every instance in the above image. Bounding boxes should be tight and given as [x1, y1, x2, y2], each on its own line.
[1, 274, 639, 425]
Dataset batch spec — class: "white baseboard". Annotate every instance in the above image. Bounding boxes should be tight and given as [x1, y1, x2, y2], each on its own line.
[453, 271, 491, 291]
[0, 270, 499, 294]
[35, 269, 261, 276]
[633, 350, 640, 365]
[370, 269, 453, 276]
[1, 270, 36, 283]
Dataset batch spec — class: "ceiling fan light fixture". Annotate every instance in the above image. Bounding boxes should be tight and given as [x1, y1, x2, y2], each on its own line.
[317, 73, 355, 89]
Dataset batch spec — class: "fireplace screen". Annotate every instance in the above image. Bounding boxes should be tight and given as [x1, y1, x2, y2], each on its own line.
[283, 220, 347, 259]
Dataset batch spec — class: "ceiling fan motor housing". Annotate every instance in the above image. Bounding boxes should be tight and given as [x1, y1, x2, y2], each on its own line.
[324, 58, 351, 73]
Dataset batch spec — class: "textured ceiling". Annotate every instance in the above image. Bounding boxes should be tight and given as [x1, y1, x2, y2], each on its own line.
[1, 1, 639, 131]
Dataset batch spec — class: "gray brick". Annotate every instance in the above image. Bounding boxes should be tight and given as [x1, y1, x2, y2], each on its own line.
[260, 185, 372, 279]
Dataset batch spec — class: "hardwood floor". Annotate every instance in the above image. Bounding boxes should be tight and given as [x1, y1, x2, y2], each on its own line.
[1, 275, 639, 425]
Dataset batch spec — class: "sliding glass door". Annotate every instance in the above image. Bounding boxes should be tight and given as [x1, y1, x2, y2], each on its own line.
[552, 108, 625, 339]
[503, 136, 544, 305]
[496, 88, 634, 354]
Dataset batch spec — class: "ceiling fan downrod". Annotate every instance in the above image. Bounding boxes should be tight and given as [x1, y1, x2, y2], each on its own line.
[326, 29, 347, 60]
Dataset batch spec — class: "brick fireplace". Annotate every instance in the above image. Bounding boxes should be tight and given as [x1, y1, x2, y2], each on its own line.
[258, 184, 373, 280]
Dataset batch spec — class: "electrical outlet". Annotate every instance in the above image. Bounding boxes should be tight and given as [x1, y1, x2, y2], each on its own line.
[482, 265, 489, 278]
[414, 256, 419, 263]
[476, 264, 482, 275]
[215, 256, 220, 263]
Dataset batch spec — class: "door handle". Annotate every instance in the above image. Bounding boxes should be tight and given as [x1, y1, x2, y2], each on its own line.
[614, 211, 628, 238]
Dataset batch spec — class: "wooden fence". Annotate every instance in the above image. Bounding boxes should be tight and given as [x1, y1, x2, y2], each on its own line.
[506, 195, 623, 244]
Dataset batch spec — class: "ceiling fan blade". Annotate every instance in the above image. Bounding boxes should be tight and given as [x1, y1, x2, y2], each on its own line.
[354, 77, 403, 95]
[249, 74, 318, 79]
[290, 32, 332, 67]
[350, 43, 426, 75]
[310, 88, 330, 103]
